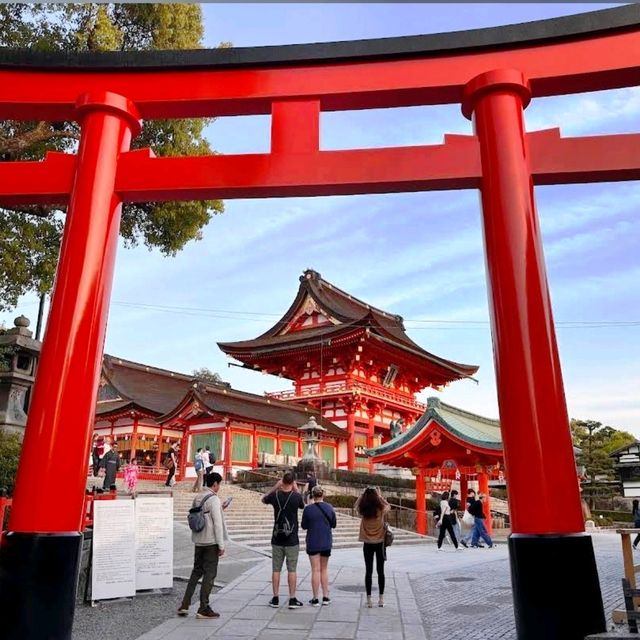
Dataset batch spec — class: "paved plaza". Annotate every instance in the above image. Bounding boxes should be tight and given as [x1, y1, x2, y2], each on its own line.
[131, 525, 629, 640]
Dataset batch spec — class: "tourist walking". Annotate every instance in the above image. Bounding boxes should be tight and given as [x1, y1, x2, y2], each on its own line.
[301, 485, 336, 606]
[123, 458, 139, 494]
[164, 442, 178, 487]
[193, 447, 205, 493]
[355, 486, 390, 608]
[100, 442, 121, 490]
[204, 445, 215, 478]
[448, 489, 462, 545]
[262, 471, 305, 609]
[178, 472, 226, 619]
[460, 488, 477, 548]
[437, 491, 460, 550]
[470, 493, 494, 548]
[632, 499, 640, 550]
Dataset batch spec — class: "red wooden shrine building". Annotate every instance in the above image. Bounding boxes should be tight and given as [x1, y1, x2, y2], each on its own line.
[92, 268, 479, 478]
[219, 268, 478, 472]
[94, 354, 345, 481]
[366, 396, 503, 535]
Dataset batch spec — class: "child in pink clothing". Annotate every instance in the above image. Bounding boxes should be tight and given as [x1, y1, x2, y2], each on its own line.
[124, 458, 139, 494]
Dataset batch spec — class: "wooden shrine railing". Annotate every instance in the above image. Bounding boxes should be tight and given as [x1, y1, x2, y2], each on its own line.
[266, 378, 427, 411]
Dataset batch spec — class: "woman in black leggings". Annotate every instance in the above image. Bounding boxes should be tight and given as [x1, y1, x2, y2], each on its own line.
[354, 487, 390, 608]
[437, 491, 460, 550]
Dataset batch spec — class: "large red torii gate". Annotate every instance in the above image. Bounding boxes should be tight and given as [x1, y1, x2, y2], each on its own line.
[1, 6, 639, 639]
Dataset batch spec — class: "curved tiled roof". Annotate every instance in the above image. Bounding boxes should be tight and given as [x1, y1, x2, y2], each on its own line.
[97, 354, 345, 438]
[367, 396, 502, 459]
[218, 269, 478, 382]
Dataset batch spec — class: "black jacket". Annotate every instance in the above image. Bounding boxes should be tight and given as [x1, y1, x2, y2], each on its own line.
[469, 498, 486, 519]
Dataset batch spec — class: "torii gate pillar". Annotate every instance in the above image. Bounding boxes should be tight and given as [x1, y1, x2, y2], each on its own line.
[463, 70, 605, 640]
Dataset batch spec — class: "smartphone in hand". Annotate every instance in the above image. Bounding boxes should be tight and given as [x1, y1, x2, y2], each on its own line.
[222, 497, 233, 509]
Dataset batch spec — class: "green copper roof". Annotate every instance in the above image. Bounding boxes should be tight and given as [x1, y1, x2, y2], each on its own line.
[366, 396, 502, 458]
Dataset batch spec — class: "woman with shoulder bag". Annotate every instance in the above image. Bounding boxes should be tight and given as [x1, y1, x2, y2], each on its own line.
[301, 485, 336, 606]
[437, 491, 461, 551]
[354, 486, 390, 608]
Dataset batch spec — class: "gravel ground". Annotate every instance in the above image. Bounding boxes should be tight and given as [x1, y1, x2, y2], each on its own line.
[72, 581, 219, 640]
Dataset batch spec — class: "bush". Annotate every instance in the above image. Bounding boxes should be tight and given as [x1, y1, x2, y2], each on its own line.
[331, 469, 415, 490]
[591, 509, 634, 523]
[324, 494, 357, 509]
[0, 430, 22, 496]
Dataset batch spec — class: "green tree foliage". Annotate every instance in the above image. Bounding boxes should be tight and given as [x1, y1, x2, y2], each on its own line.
[0, 430, 22, 496]
[571, 418, 634, 508]
[0, 4, 224, 311]
[192, 367, 225, 384]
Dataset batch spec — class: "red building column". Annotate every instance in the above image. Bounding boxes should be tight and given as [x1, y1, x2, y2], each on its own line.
[463, 69, 604, 639]
[415, 468, 427, 535]
[346, 408, 356, 471]
[156, 430, 164, 469]
[224, 421, 232, 480]
[0, 91, 140, 640]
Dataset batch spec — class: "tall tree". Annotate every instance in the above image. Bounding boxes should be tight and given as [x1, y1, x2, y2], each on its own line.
[0, 4, 224, 311]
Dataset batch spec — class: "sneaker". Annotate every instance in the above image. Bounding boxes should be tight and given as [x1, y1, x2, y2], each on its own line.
[309, 598, 320, 607]
[322, 597, 331, 606]
[460, 540, 468, 548]
[288, 598, 304, 609]
[268, 596, 280, 608]
[196, 606, 220, 619]
[456, 546, 464, 551]
[177, 606, 189, 617]
[437, 547, 444, 552]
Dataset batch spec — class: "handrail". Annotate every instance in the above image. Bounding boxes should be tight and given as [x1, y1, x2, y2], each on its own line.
[266, 379, 426, 411]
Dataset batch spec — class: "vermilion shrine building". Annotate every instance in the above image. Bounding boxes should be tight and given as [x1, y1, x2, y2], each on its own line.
[219, 269, 478, 473]
[91, 269, 487, 480]
[93, 354, 346, 481]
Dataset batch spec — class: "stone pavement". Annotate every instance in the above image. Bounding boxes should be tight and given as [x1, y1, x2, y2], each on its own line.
[137, 531, 630, 640]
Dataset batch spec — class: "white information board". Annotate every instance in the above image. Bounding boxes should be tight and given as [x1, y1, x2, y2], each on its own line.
[135, 496, 174, 590]
[92, 500, 136, 600]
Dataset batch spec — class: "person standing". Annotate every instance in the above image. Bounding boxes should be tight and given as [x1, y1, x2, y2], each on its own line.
[470, 493, 494, 548]
[354, 486, 390, 608]
[448, 489, 462, 546]
[301, 485, 336, 606]
[632, 500, 640, 550]
[460, 488, 477, 548]
[165, 442, 178, 487]
[436, 491, 460, 551]
[123, 458, 139, 495]
[193, 447, 205, 493]
[304, 472, 317, 505]
[178, 472, 226, 619]
[204, 445, 215, 478]
[100, 442, 121, 490]
[262, 471, 305, 609]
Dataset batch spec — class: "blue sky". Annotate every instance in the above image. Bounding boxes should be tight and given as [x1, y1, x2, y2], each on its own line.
[3, 4, 639, 433]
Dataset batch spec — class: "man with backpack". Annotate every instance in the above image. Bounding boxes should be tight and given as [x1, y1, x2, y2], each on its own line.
[178, 472, 226, 619]
[262, 471, 305, 609]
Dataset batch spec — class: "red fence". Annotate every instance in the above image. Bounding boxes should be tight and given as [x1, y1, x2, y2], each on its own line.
[1, 491, 117, 534]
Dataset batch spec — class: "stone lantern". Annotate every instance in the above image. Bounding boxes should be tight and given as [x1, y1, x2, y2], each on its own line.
[295, 415, 330, 479]
[0, 316, 42, 435]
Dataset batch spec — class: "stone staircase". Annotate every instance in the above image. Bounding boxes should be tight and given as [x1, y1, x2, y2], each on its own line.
[170, 480, 429, 553]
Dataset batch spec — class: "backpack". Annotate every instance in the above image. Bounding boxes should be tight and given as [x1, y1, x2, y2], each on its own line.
[187, 493, 215, 532]
[272, 491, 295, 544]
[194, 458, 203, 472]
